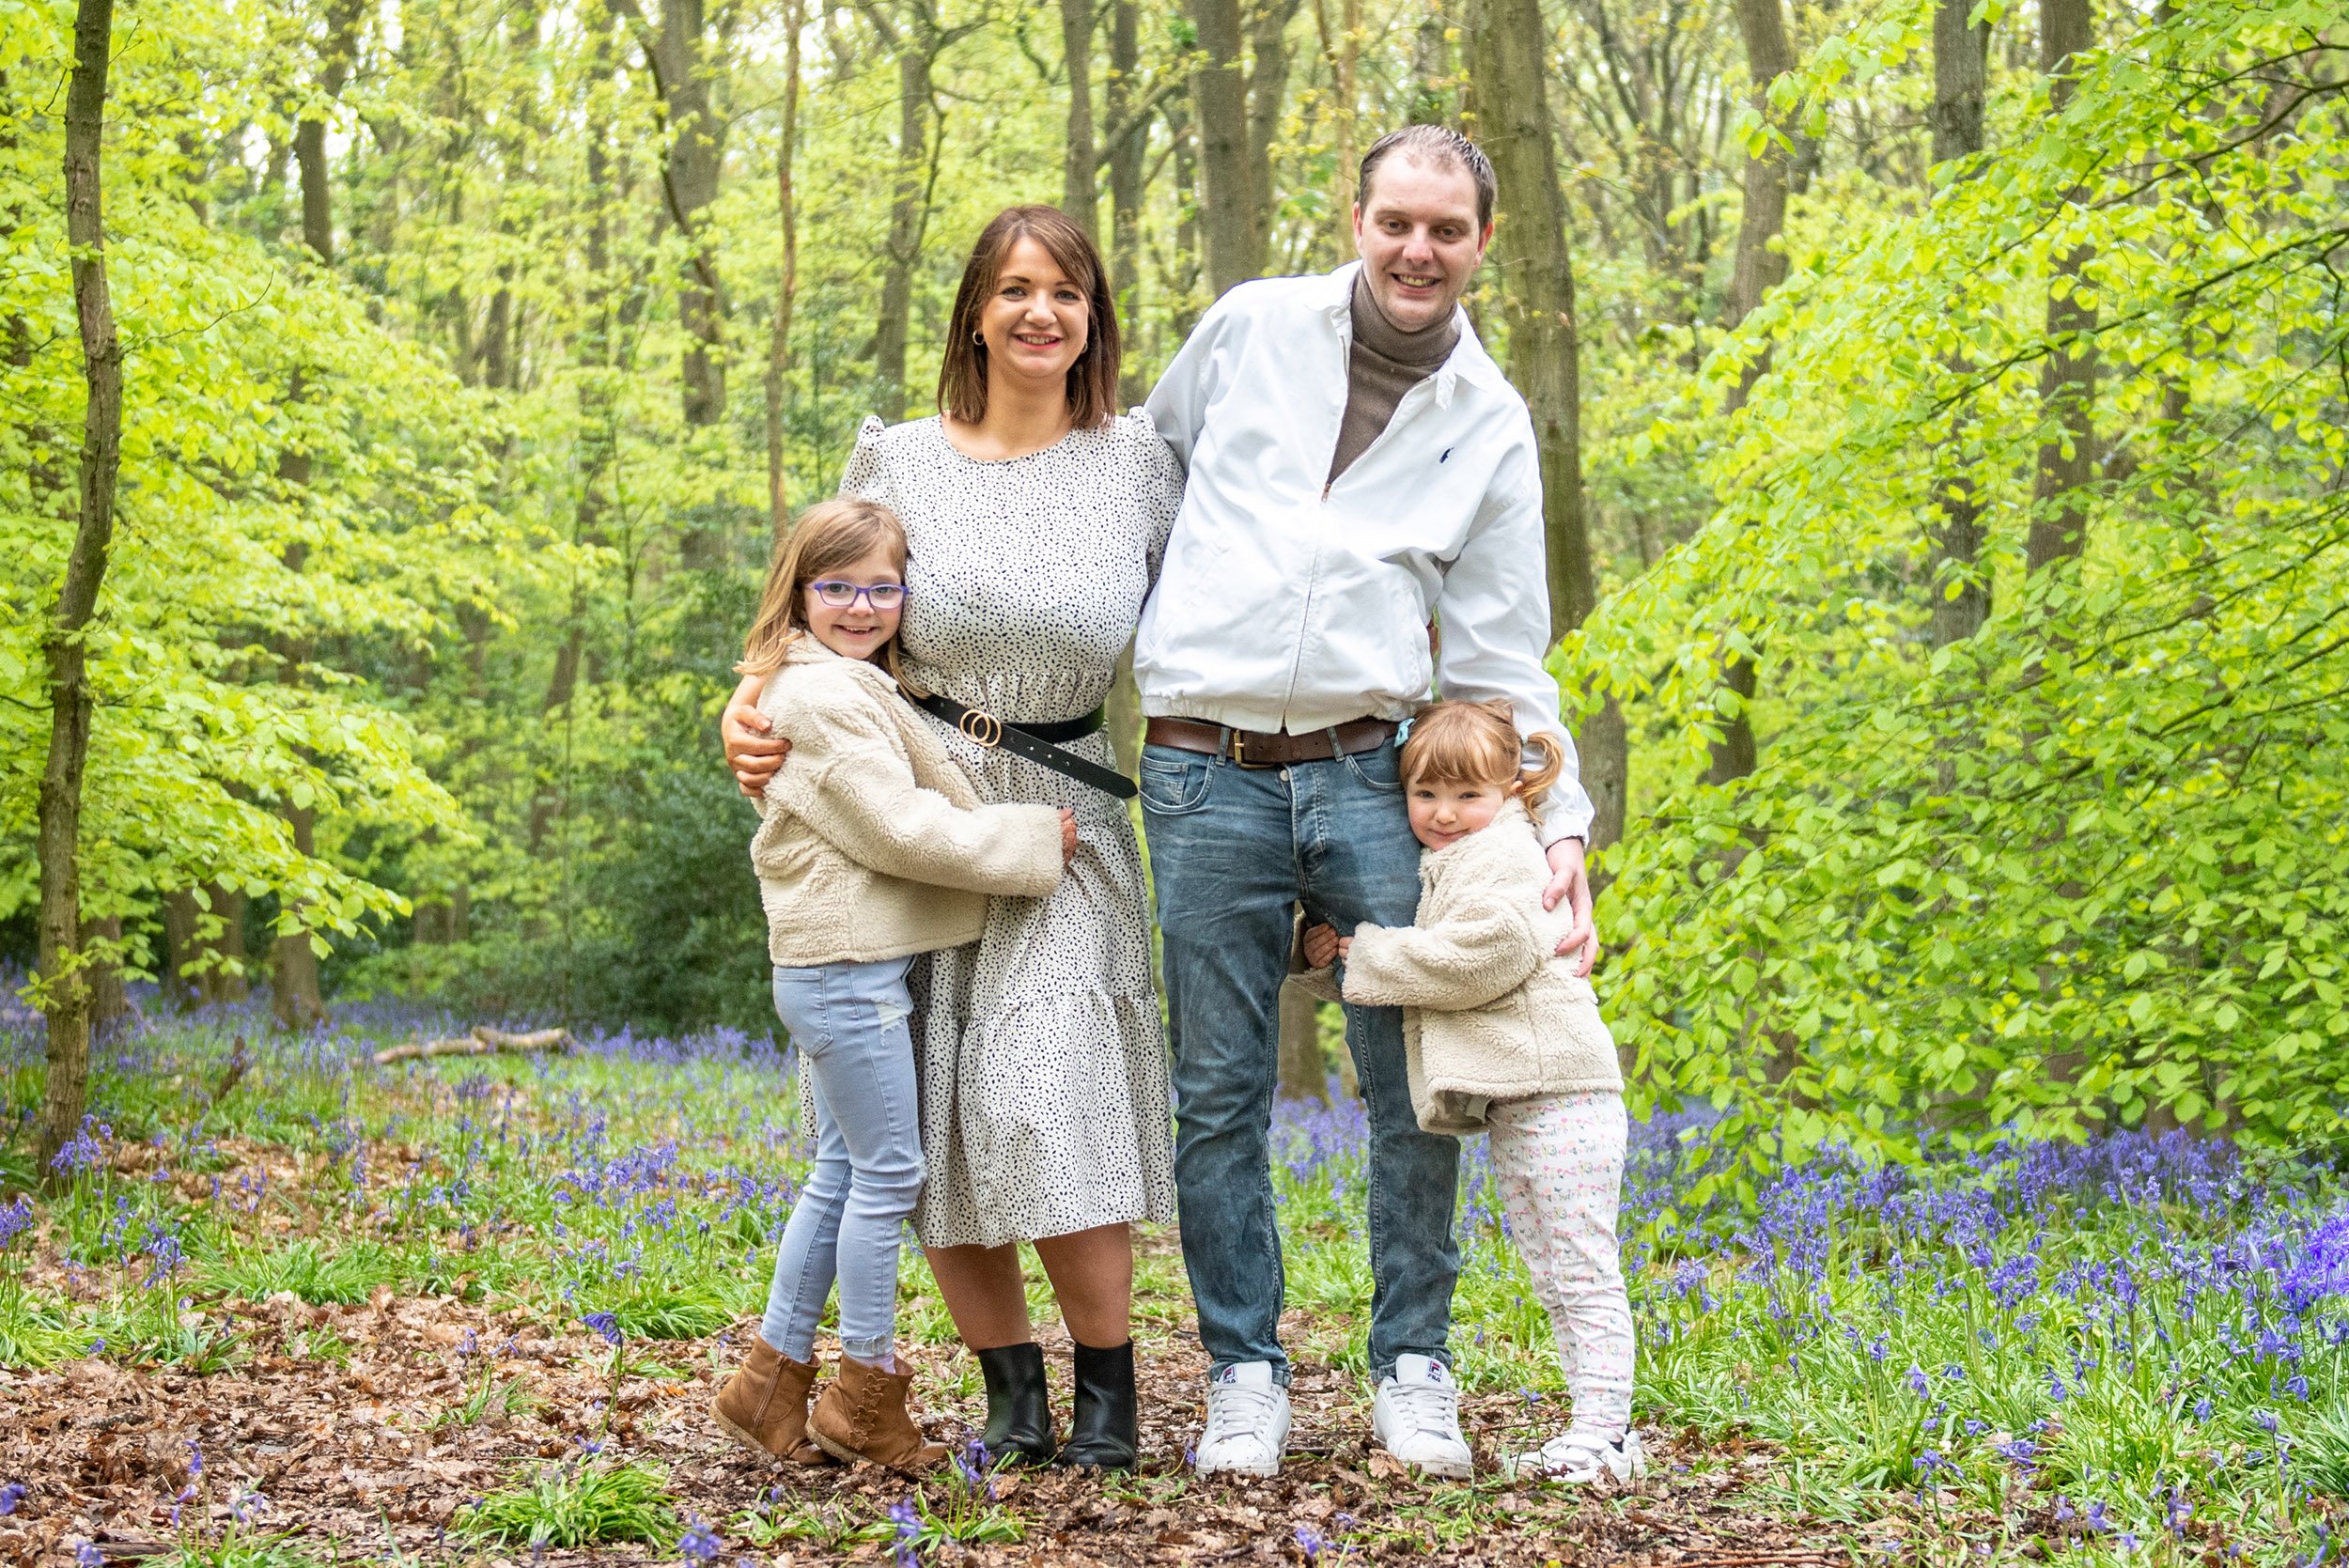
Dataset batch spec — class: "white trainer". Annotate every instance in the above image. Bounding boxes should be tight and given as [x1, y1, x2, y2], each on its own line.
[1194, 1361, 1291, 1478]
[1371, 1354, 1474, 1479]
[1500, 1426, 1646, 1484]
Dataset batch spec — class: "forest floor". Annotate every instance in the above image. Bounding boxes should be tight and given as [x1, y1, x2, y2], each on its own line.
[2, 999, 2341, 1566]
[3, 1259, 1851, 1566]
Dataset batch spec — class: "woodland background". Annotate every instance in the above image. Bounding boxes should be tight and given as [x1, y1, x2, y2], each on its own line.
[6, 0, 2347, 1187]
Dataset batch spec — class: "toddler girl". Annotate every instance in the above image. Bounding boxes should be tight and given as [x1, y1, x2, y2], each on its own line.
[1301, 698, 1641, 1483]
[711, 498, 1074, 1472]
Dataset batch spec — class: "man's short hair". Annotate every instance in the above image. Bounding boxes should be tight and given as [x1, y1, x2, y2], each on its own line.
[1357, 126, 1497, 229]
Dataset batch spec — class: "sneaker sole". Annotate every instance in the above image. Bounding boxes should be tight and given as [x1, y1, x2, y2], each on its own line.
[1387, 1448, 1474, 1480]
[1194, 1455, 1283, 1478]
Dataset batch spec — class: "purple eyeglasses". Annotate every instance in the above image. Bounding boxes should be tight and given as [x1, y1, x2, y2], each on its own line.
[808, 581, 910, 611]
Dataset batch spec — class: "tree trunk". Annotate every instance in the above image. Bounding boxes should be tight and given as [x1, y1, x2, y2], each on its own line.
[165, 884, 250, 1003]
[1107, 0, 1147, 403]
[163, 891, 201, 1008]
[1060, 0, 1097, 238]
[1409, 6, 1449, 125]
[38, 0, 124, 1180]
[1276, 981, 1329, 1102]
[635, 0, 729, 427]
[767, 0, 803, 533]
[272, 804, 327, 1031]
[1313, 0, 1361, 256]
[1927, 0, 1991, 647]
[81, 915, 124, 1033]
[1187, 0, 1255, 295]
[1467, 0, 1626, 853]
[874, 41, 936, 421]
[2027, 0, 2096, 573]
[1710, 0, 1799, 792]
[1245, 0, 1299, 265]
[292, 0, 367, 267]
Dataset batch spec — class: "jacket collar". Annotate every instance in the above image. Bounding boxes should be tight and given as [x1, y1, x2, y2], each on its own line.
[781, 633, 891, 684]
[1420, 798, 1536, 869]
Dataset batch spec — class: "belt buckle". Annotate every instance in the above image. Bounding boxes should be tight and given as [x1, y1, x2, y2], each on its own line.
[1230, 731, 1276, 769]
[958, 707, 1003, 748]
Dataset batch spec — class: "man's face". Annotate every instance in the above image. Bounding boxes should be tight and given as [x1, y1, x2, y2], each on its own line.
[1352, 154, 1492, 333]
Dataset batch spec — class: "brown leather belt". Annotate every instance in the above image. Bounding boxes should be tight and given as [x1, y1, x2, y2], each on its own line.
[1145, 716, 1398, 768]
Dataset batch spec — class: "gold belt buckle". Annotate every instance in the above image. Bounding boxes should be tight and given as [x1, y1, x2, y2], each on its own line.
[958, 707, 1003, 748]
[1231, 731, 1279, 768]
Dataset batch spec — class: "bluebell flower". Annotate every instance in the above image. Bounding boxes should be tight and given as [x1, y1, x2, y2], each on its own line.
[888, 1498, 922, 1567]
[0, 1483, 23, 1515]
[678, 1514, 721, 1563]
[583, 1311, 622, 1346]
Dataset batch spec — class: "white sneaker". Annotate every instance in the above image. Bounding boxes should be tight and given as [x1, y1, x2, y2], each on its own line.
[1371, 1354, 1474, 1479]
[1500, 1427, 1646, 1484]
[1194, 1361, 1291, 1478]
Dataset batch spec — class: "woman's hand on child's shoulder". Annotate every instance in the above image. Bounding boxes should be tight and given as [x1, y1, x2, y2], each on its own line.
[1059, 808, 1079, 863]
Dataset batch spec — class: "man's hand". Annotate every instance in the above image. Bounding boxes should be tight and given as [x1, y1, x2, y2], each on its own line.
[1058, 808, 1079, 863]
[1542, 836, 1599, 979]
[722, 676, 789, 799]
[1301, 923, 1350, 969]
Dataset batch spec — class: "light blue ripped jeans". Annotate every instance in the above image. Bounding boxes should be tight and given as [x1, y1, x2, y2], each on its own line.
[759, 956, 925, 1365]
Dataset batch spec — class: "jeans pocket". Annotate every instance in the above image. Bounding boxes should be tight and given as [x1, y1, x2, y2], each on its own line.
[1139, 748, 1213, 815]
[1342, 741, 1404, 794]
[772, 967, 833, 1058]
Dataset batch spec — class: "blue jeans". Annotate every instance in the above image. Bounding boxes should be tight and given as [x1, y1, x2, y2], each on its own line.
[1141, 737, 1460, 1384]
[760, 957, 925, 1364]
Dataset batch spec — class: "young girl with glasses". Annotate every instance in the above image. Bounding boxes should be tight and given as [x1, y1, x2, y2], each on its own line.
[712, 498, 1078, 1472]
[1300, 699, 1641, 1484]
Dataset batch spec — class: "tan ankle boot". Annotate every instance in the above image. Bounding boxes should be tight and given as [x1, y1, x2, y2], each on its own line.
[711, 1337, 830, 1465]
[808, 1355, 947, 1471]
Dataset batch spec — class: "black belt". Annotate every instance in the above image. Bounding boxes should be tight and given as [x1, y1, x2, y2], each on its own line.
[906, 691, 1139, 800]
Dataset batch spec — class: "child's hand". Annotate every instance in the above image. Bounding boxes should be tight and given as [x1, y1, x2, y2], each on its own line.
[1336, 935, 1352, 961]
[1302, 924, 1339, 969]
[1058, 808, 1079, 863]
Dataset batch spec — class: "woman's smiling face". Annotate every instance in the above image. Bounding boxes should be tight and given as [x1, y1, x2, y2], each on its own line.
[978, 236, 1090, 386]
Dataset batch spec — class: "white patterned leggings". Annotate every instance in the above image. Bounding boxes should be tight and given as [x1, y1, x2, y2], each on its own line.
[1487, 1090, 1636, 1438]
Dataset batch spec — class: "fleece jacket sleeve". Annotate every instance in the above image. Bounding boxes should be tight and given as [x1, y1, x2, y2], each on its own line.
[1339, 894, 1546, 1013]
[770, 686, 1065, 899]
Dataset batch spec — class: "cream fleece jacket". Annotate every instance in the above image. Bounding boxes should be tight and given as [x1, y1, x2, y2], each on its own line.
[1303, 801, 1621, 1135]
[750, 638, 1065, 968]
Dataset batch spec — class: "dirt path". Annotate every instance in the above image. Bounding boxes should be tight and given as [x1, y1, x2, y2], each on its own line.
[0, 1282, 1859, 1566]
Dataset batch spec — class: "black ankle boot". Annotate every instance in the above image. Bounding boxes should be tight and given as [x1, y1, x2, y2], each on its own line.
[1054, 1340, 1138, 1471]
[975, 1342, 1056, 1466]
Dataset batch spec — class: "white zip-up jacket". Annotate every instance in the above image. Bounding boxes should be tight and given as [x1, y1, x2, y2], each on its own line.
[1139, 261, 1595, 844]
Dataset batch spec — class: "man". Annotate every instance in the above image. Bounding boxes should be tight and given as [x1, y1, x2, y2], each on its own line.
[1137, 124, 1596, 1479]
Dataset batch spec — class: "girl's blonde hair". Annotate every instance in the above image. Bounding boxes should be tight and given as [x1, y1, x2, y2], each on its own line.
[1398, 699, 1565, 814]
[738, 498, 910, 680]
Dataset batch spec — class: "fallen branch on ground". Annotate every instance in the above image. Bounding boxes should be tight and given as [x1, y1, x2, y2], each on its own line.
[372, 1026, 574, 1066]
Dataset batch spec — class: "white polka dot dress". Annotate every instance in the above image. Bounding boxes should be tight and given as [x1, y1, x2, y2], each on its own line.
[839, 412, 1181, 1250]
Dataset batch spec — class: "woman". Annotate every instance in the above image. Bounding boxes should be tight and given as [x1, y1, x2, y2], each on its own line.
[717, 206, 1179, 1471]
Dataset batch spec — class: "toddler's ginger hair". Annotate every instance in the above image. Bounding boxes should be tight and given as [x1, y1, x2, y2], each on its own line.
[1398, 699, 1564, 813]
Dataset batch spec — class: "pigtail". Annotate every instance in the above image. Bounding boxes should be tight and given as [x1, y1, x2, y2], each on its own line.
[1518, 732, 1566, 814]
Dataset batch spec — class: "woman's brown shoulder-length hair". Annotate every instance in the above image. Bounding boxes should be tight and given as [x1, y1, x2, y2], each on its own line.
[937, 206, 1122, 430]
